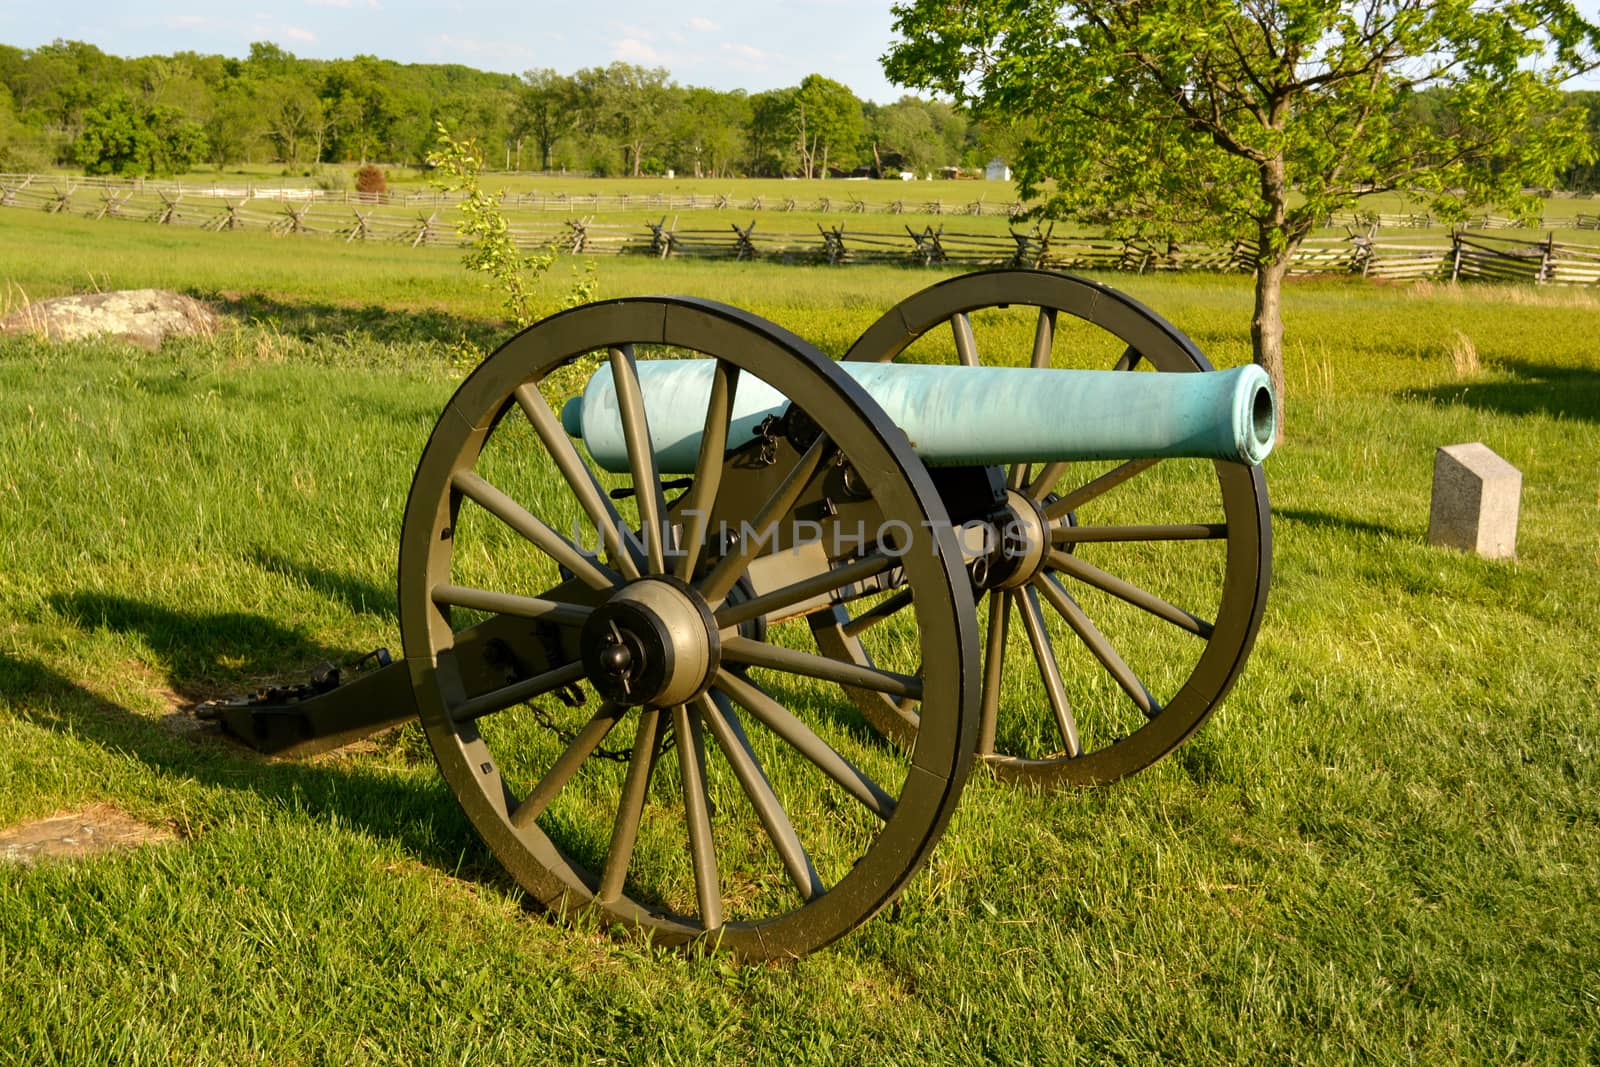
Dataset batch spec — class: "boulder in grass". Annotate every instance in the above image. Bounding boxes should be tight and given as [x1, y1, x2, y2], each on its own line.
[0, 288, 223, 349]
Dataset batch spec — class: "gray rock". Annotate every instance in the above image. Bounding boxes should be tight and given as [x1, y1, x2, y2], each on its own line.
[1428, 442, 1521, 559]
[0, 288, 222, 348]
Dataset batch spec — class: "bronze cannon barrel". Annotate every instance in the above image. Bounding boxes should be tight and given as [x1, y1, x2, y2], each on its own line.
[562, 359, 1276, 471]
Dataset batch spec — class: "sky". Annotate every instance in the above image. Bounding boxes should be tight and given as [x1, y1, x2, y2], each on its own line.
[0, 1, 912, 104]
[4, 1, 1600, 101]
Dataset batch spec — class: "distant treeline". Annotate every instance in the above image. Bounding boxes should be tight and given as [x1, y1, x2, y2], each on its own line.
[0, 40, 1014, 181]
[2, 39, 1598, 193]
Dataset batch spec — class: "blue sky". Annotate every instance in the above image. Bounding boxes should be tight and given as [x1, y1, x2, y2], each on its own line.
[4, 2, 1600, 100]
[0, 1, 911, 103]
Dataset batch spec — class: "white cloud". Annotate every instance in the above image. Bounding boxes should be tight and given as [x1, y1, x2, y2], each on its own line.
[282, 24, 318, 42]
[720, 41, 770, 64]
[613, 37, 661, 63]
[164, 14, 213, 29]
[305, 0, 353, 7]
[432, 34, 539, 65]
[689, 16, 719, 32]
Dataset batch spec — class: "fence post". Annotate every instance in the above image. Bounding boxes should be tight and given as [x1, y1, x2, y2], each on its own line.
[1451, 230, 1463, 282]
[732, 219, 757, 261]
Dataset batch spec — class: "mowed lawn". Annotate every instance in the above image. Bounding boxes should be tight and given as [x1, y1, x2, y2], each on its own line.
[0, 209, 1597, 1064]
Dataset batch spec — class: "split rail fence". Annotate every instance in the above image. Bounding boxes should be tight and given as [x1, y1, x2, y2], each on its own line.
[6, 174, 1600, 287]
[0, 173, 1026, 218]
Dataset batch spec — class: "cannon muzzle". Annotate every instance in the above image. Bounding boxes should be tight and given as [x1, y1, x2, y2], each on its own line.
[562, 359, 1275, 472]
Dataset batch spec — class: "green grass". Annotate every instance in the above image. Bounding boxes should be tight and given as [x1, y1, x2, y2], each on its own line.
[1, 211, 1598, 1063]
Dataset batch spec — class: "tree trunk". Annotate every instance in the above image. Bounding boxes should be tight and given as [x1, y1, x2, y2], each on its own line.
[1251, 253, 1289, 443]
[1253, 152, 1291, 442]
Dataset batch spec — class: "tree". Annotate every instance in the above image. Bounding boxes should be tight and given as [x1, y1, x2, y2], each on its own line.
[870, 96, 964, 176]
[573, 63, 672, 176]
[261, 77, 326, 165]
[746, 88, 798, 175]
[516, 68, 578, 172]
[1557, 90, 1600, 191]
[322, 56, 397, 163]
[884, 1, 1600, 431]
[200, 79, 259, 169]
[791, 74, 864, 177]
[0, 82, 50, 171]
[73, 91, 207, 175]
[664, 86, 749, 177]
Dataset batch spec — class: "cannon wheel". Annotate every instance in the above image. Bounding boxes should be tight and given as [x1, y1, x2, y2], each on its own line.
[810, 269, 1270, 787]
[398, 296, 976, 958]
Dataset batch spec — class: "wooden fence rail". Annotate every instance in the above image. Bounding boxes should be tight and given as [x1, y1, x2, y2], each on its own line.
[0, 172, 1027, 218]
[6, 174, 1600, 287]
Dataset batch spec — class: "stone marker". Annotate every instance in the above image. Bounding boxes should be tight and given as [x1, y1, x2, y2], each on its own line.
[1428, 442, 1521, 559]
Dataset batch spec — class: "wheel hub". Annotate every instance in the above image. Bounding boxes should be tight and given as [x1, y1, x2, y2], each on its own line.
[972, 489, 1052, 590]
[580, 576, 719, 707]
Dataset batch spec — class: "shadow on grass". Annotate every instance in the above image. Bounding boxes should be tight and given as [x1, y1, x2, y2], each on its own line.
[209, 291, 507, 351]
[1276, 507, 1410, 541]
[1405, 359, 1600, 424]
[250, 549, 400, 622]
[49, 590, 366, 703]
[26, 586, 903, 913]
[0, 644, 491, 881]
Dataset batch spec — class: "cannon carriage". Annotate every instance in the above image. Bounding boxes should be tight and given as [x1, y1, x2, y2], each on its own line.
[200, 269, 1273, 958]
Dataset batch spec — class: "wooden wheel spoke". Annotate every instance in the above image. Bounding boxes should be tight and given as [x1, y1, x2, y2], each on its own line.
[511, 702, 627, 828]
[715, 552, 895, 631]
[673, 704, 722, 930]
[715, 669, 897, 822]
[431, 583, 591, 627]
[1031, 306, 1057, 369]
[1036, 573, 1161, 719]
[1016, 585, 1082, 757]
[609, 344, 670, 575]
[1047, 548, 1214, 638]
[449, 660, 588, 723]
[697, 692, 824, 901]
[1043, 458, 1160, 519]
[978, 589, 1011, 756]
[1052, 522, 1228, 545]
[699, 436, 832, 605]
[674, 361, 740, 582]
[841, 587, 913, 638]
[513, 382, 641, 581]
[1025, 460, 1069, 502]
[1013, 310, 1060, 498]
[1112, 345, 1144, 372]
[452, 469, 620, 590]
[598, 707, 667, 904]
[952, 311, 979, 366]
[721, 635, 922, 701]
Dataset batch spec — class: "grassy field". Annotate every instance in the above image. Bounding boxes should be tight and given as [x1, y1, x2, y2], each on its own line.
[0, 210, 1597, 1063]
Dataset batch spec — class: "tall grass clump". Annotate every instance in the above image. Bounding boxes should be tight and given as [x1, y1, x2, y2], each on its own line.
[1449, 328, 1480, 376]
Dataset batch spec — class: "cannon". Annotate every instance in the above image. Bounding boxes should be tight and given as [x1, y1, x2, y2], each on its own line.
[198, 269, 1272, 958]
